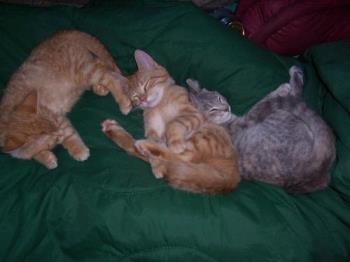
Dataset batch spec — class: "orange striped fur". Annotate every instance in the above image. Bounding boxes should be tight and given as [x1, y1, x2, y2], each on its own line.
[102, 50, 240, 194]
[0, 30, 131, 169]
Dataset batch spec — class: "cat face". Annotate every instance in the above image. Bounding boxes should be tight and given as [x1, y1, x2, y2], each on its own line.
[2, 92, 60, 154]
[127, 50, 174, 109]
[187, 79, 232, 125]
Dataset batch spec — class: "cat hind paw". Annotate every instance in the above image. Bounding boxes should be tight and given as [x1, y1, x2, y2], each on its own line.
[45, 154, 58, 169]
[134, 140, 152, 157]
[71, 147, 90, 162]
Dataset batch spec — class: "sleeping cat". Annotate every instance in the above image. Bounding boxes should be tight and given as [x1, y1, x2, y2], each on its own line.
[187, 66, 336, 194]
[0, 30, 131, 169]
[102, 50, 240, 194]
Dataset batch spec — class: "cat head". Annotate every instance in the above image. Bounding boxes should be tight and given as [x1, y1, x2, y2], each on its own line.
[2, 91, 60, 154]
[127, 50, 174, 109]
[187, 79, 232, 125]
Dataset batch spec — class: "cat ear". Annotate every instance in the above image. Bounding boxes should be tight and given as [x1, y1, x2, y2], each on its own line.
[186, 79, 201, 94]
[188, 92, 201, 109]
[134, 50, 157, 71]
[3, 136, 24, 152]
[15, 91, 38, 114]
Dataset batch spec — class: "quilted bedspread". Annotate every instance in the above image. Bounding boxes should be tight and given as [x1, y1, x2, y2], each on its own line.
[0, 1, 349, 261]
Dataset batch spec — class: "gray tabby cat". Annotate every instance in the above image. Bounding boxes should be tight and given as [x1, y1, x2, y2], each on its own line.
[187, 66, 336, 194]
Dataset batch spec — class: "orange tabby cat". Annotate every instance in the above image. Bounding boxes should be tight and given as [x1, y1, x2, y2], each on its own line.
[102, 50, 240, 194]
[0, 30, 131, 169]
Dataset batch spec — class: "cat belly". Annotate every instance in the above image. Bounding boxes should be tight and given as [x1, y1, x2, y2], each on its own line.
[147, 113, 165, 138]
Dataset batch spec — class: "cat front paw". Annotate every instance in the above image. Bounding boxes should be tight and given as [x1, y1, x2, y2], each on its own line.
[54, 127, 73, 144]
[93, 84, 109, 96]
[168, 140, 186, 154]
[120, 101, 132, 115]
[101, 119, 124, 137]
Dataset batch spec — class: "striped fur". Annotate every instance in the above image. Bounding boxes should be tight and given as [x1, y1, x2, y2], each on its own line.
[188, 66, 336, 194]
[102, 50, 240, 194]
[0, 30, 130, 169]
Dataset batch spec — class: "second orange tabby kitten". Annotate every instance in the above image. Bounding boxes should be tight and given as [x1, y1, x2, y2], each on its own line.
[0, 30, 131, 169]
[102, 50, 240, 194]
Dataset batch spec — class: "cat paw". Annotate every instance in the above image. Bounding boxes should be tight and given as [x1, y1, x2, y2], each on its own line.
[168, 140, 186, 154]
[289, 66, 303, 82]
[54, 128, 72, 144]
[153, 168, 165, 179]
[101, 119, 124, 135]
[45, 154, 58, 169]
[71, 146, 90, 162]
[150, 159, 166, 179]
[93, 84, 109, 96]
[134, 140, 151, 157]
[120, 101, 132, 115]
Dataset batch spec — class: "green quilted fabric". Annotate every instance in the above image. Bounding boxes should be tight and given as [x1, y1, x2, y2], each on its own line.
[0, 1, 349, 261]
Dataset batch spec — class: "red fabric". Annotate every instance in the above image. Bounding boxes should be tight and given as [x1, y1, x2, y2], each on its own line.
[236, 0, 350, 55]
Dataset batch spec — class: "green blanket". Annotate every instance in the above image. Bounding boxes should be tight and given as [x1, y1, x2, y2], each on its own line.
[0, 1, 349, 261]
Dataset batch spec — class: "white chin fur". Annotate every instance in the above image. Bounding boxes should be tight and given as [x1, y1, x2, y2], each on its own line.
[214, 112, 232, 125]
[141, 86, 164, 108]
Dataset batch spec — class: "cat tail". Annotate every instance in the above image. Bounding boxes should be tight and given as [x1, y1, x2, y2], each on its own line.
[161, 158, 241, 194]
[136, 140, 240, 194]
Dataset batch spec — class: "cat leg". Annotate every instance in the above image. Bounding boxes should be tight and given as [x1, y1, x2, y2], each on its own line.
[145, 127, 163, 143]
[289, 66, 304, 96]
[165, 114, 202, 154]
[92, 84, 109, 96]
[239, 82, 296, 125]
[254, 66, 303, 103]
[59, 119, 90, 161]
[149, 158, 167, 179]
[11, 134, 59, 160]
[101, 119, 148, 162]
[134, 139, 173, 179]
[33, 150, 58, 169]
[89, 64, 131, 115]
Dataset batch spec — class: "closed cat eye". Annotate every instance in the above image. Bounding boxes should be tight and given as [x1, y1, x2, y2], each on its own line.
[217, 96, 225, 103]
[143, 79, 151, 91]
